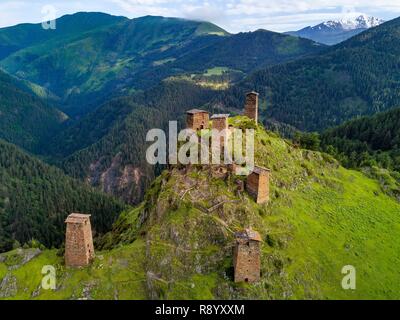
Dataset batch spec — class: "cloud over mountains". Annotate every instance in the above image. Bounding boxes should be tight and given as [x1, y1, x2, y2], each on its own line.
[0, 0, 399, 32]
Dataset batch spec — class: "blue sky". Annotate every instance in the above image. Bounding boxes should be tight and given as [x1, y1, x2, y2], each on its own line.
[1, 0, 400, 32]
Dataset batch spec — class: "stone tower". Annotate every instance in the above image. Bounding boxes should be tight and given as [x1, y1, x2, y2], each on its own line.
[186, 109, 210, 131]
[233, 229, 261, 283]
[244, 91, 259, 123]
[246, 166, 270, 204]
[211, 114, 230, 147]
[65, 213, 95, 267]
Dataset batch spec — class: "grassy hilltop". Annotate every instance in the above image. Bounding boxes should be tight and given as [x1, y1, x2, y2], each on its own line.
[1, 117, 400, 300]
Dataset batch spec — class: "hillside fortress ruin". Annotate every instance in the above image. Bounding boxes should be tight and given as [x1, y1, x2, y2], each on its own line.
[186, 91, 270, 205]
[185, 91, 269, 283]
[65, 92, 268, 283]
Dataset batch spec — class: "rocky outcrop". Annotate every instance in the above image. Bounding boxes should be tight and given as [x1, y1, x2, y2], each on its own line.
[87, 153, 152, 204]
[0, 274, 17, 298]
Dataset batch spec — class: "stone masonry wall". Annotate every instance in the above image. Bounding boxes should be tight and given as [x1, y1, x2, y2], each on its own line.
[65, 216, 95, 267]
[233, 239, 261, 283]
[244, 93, 258, 123]
[246, 171, 270, 204]
[187, 113, 209, 131]
[212, 117, 228, 147]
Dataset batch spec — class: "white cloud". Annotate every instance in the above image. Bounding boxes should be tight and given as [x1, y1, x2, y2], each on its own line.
[111, 0, 180, 17]
[181, 2, 228, 24]
[0, 0, 399, 31]
[111, 0, 400, 32]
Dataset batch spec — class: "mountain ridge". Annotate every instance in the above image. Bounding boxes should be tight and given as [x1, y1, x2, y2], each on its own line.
[0, 12, 128, 60]
[0, 12, 323, 117]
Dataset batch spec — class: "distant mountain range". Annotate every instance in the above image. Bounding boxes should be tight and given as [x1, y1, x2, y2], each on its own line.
[287, 14, 385, 45]
[0, 13, 323, 117]
[219, 16, 400, 131]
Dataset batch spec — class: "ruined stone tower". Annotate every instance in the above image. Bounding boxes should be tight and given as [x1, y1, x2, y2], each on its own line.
[65, 213, 95, 267]
[186, 109, 210, 131]
[244, 91, 259, 123]
[233, 229, 261, 283]
[211, 114, 229, 131]
[246, 166, 270, 204]
[211, 114, 230, 147]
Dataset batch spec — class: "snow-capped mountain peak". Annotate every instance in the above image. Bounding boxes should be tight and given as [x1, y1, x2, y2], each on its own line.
[323, 14, 384, 31]
[287, 14, 385, 45]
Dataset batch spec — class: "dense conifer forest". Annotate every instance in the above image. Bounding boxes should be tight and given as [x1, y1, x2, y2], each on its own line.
[0, 139, 126, 252]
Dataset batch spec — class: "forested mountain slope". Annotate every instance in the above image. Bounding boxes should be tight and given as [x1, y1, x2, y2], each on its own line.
[48, 80, 219, 204]
[0, 15, 228, 115]
[0, 13, 323, 116]
[171, 29, 325, 72]
[0, 12, 127, 60]
[142, 29, 325, 89]
[0, 139, 126, 252]
[0, 69, 66, 152]
[321, 107, 400, 171]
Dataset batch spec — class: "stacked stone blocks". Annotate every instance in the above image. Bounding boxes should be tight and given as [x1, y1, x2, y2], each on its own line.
[233, 229, 261, 283]
[65, 213, 95, 267]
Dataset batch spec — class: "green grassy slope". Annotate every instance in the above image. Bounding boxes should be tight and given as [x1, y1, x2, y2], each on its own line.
[1, 117, 400, 300]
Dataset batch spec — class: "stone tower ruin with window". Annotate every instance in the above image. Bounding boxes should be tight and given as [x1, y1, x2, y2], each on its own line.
[186, 109, 210, 131]
[233, 229, 261, 283]
[246, 166, 270, 204]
